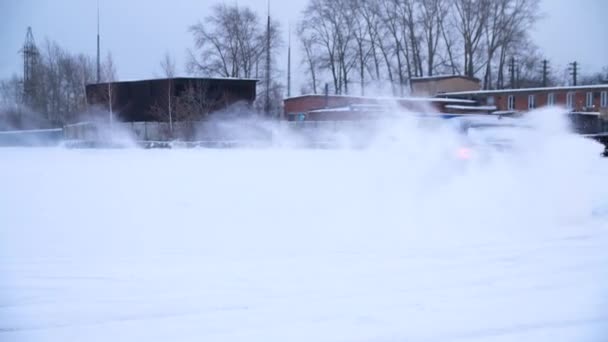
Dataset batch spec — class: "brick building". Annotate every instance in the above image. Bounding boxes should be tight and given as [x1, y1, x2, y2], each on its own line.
[436, 84, 608, 134]
[283, 94, 480, 121]
[437, 84, 608, 113]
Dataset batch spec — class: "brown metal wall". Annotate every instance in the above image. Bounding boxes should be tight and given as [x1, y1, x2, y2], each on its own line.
[86, 78, 257, 122]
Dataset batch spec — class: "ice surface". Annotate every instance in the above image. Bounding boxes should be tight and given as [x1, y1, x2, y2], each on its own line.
[1, 110, 608, 341]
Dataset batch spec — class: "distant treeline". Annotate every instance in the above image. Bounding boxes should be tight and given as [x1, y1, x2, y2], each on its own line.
[296, 0, 607, 96]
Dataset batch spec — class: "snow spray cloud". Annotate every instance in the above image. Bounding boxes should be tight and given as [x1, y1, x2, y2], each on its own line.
[74, 102, 608, 246]
[4, 103, 604, 256]
[202, 103, 608, 249]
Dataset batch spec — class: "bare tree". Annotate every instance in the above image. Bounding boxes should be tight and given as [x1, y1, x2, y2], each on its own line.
[6, 39, 96, 126]
[379, 0, 408, 94]
[188, 4, 283, 114]
[300, 0, 359, 95]
[0, 76, 23, 108]
[451, 0, 490, 77]
[0, 75, 25, 129]
[298, 23, 321, 94]
[515, 47, 545, 88]
[402, 0, 423, 78]
[349, 0, 366, 95]
[300, 0, 340, 93]
[438, 9, 461, 75]
[481, 0, 541, 89]
[334, 0, 358, 94]
[101, 52, 117, 125]
[356, 0, 384, 82]
[417, 0, 448, 76]
[579, 69, 608, 85]
[296, 0, 545, 93]
[160, 52, 176, 132]
[188, 4, 282, 78]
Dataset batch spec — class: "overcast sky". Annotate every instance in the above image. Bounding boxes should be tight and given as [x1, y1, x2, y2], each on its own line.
[1, 0, 606, 92]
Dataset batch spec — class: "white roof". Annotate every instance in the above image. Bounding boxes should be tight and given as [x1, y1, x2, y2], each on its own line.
[440, 84, 608, 96]
[570, 111, 601, 116]
[308, 107, 352, 113]
[285, 94, 475, 104]
[491, 110, 519, 115]
[445, 105, 497, 111]
[92, 76, 259, 84]
[583, 132, 608, 137]
[410, 74, 478, 81]
[0, 128, 63, 134]
[447, 114, 524, 124]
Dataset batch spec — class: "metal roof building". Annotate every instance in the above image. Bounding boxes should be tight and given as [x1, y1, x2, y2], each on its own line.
[86, 77, 258, 122]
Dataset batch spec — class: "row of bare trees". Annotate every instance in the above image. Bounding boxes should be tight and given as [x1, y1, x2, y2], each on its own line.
[1, 3, 283, 131]
[298, 0, 545, 95]
[186, 3, 284, 116]
[0, 38, 117, 129]
[2, 1, 604, 131]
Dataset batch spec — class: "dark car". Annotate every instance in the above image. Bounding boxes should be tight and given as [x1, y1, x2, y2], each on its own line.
[445, 115, 534, 162]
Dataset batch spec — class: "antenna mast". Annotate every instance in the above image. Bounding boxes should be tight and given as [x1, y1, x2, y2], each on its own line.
[287, 22, 291, 98]
[96, 0, 101, 83]
[264, 0, 271, 116]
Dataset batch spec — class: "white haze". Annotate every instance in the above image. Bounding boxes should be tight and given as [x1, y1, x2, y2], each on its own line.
[1, 106, 608, 341]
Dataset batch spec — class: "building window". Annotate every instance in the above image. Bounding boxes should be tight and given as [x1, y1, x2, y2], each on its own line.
[547, 93, 555, 106]
[528, 94, 536, 109]
[586, 92, 594, 108]
[566, 92, 575, 109]
[507, 95, 515, 110]
[487, 96, 495, 106]
[601, 91, 608, 108]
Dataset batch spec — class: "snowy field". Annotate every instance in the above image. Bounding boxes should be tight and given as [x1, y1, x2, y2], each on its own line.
[2, 111, 608, 341]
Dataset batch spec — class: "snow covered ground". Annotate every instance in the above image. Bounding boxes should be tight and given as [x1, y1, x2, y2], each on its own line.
[1, 111, 608, 341]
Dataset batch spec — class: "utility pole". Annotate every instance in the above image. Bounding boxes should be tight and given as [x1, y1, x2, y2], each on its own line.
[541, 59, 549, 87]
[569, 61, 578, 86]
[508, 57, 516, 89]
[96, 0, 101, 83]
[264, 0, 271, 116]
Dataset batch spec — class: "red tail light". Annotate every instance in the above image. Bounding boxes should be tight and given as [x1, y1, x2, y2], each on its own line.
[456, 147, 473, 160]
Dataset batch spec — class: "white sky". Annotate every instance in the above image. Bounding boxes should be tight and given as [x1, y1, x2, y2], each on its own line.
[0, 0, 606, 92]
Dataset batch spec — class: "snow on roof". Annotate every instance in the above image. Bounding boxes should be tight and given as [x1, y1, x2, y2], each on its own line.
[439, 84, 608, 96]
[410, 74, 480, 82]
[584, 132, 608, 137]
[308, 107, 352, 113]
[444, 114, 524, 124]
[570, 111, 601, 116]
[284, 94, 476, 104]
[445, 105, 497, 111]
[89, 76, 259, 85]
[491, 110, 519, 115]
[0, 128, 63, 134]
